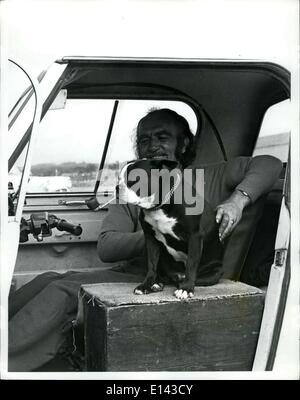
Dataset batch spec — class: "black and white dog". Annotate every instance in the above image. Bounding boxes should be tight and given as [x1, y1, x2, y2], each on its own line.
[117, 159, 223, 300]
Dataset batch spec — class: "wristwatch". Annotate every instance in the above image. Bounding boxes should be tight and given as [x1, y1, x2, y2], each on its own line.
[236, 189, 251, 201]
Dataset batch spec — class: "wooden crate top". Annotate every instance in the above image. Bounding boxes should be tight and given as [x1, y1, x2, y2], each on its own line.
[81, 279, 264, 308]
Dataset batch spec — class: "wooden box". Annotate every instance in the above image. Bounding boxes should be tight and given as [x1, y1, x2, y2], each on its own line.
[81, 280, 265, 371]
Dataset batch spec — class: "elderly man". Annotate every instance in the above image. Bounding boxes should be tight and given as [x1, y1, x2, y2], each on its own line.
[98, 108, 282, 271]
[8, 108, 282, 372]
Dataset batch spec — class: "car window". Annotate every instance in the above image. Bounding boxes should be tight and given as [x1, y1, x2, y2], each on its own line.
[253, 99, 290, 162]
[28, 99, 197, 193]
[8, 144, 28, 198]
[8, 62, 34, 117]
[29, 99, 115, 192]
[8, 62, 36, 211]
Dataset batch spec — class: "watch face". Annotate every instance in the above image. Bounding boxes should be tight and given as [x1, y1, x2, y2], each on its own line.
[238, 190, 250, 198]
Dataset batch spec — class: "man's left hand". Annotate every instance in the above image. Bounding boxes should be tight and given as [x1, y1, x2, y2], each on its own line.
[215, 190, 251, 242]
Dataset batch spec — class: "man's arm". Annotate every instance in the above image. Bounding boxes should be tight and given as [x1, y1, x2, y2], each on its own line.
[225, 155, 283, 202]
[97, 203, 145, 262]
[216, 155, 282, 241]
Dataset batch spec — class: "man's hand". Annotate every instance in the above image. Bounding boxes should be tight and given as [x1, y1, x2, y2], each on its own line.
[215, 190, 251, 242]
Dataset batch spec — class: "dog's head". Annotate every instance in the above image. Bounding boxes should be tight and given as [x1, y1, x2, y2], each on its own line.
[116, 158, 180, 209]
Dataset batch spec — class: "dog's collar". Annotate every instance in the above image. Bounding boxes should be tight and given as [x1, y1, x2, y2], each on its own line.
[146, 171, 181, 211]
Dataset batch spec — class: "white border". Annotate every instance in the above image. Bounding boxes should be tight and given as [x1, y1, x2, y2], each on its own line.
[0, 0, 9, 380]
[1, 0, 299, 381]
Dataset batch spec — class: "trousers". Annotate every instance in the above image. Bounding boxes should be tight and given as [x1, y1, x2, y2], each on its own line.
[8, 269, 143, 372]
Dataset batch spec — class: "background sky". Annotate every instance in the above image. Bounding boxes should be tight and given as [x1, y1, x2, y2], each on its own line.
[5, 0, 298, 73]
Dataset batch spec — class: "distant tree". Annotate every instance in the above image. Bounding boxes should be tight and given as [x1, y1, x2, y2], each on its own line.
[31, 162, 98, 176]
[107, 161, 120, 170]
[31, 163, 56, 176]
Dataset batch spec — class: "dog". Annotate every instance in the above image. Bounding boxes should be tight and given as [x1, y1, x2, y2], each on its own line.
[116, 159, 224, 300]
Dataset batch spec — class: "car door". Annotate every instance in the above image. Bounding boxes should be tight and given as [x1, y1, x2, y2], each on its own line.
[6, 60, 67, 295]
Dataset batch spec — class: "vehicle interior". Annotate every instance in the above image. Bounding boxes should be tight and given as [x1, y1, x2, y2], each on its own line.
[8, 57, 290, 371]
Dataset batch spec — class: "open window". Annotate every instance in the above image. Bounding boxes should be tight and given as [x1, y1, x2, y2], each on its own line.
[253, 99, 290, 162]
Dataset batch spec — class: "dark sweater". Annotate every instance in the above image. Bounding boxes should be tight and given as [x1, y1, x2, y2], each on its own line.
[98, 155, 282, 264]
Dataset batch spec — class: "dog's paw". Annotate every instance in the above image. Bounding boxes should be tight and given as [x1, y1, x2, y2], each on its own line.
[151, 282, 164, 292]
[174, 289, 194, 300]
[134, 281, 164, 295]
[134, 285, 150, 295]
[134, 288, 145, 295]
[134, 281, 154, 295]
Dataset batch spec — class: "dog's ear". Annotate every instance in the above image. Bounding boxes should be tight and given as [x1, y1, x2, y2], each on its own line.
[125, 159, 139, 168]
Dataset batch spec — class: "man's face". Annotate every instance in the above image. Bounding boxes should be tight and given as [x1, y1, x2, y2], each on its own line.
[137, 113, 184, 162]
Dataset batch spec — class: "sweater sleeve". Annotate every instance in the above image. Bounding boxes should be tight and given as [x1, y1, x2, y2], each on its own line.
[224, 155, 283, 203]
[97, 203, 145, 262]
